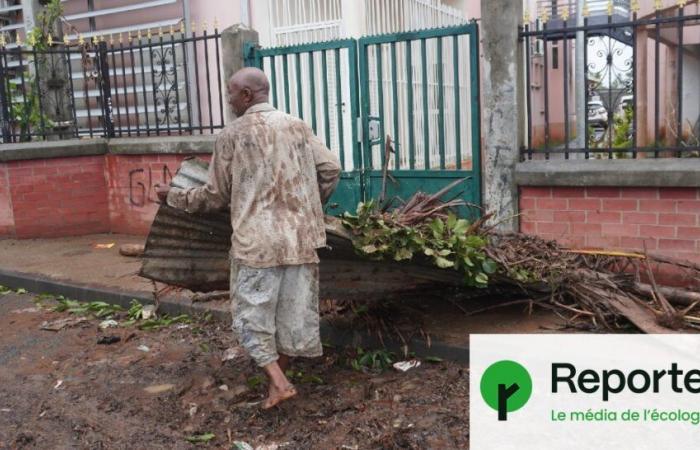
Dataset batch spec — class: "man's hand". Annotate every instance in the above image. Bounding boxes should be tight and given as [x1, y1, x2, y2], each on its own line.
[155, 185, 170, 203]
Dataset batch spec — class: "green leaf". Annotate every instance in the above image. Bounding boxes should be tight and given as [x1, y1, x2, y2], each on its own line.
[475, 273, 489, 285]
[435, 256, 455, 269]
[185, 433, 215, 444]
[463, 255, 474, 267]
[429, 218, 445, 237]
[424, 248, 435, 256]
[453, 219, 470, 235]
[15, 288, 28, 294]
[482, 259, 498, 274]
[361, 244, 378, 254]
[394, 248, 413, 261]
[437, 249, 452, 256]
[446, 213, 457, 230]
[246, 375, 265, 388]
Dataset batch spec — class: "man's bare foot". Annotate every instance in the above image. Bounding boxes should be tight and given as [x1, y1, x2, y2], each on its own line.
[262, 383, 297, 409]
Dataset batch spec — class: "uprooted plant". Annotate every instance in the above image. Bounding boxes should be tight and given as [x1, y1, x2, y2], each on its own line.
[339, 179, 700, 334]
[341, 179, 497, 288]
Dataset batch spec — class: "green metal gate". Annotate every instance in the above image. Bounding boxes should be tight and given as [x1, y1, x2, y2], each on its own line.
[245, 22, 481, 217]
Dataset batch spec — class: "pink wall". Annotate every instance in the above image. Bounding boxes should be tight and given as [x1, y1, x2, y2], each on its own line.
[0, 152, 212, 239]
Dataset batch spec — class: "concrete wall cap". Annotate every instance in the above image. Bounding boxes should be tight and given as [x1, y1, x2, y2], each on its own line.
[107, 135, 217, 155]
[516, 159, 700, 187]
[0, 138, 108, 162]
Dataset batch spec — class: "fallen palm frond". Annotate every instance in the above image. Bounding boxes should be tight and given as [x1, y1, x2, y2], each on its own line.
[341, 181, 700, 333]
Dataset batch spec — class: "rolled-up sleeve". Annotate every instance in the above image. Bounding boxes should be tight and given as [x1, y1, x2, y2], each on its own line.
[167, 135, 233, 214]
[307, 128, 341, 204]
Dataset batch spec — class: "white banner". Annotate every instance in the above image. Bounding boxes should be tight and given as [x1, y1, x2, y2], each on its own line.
[470, 334, 700, 450]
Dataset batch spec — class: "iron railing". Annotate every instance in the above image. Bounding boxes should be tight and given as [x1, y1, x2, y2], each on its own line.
[520, 2, 700, 159]
[0, 26, 224, 143]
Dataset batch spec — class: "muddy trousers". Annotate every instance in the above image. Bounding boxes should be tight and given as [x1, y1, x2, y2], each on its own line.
[230, 263, 323, 367]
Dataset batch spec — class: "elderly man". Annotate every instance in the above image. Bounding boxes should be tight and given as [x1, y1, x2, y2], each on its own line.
[156, 67, 341, 409]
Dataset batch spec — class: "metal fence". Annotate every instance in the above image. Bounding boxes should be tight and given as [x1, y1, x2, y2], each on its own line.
[520, 2, 700, 159]
[0, 25, 224, 143]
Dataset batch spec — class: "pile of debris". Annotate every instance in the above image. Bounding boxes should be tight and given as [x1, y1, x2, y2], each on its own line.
[340, 179, 700, 334]
[139, 158, 700, 334]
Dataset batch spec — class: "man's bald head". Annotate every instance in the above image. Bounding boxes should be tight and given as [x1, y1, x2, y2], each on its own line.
[227, 67, 270, 117]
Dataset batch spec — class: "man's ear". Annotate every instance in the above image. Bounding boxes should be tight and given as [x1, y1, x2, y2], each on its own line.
[243, 87, 253, 103]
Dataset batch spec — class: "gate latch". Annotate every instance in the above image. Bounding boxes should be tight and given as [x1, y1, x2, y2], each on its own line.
[367, 117, 381, 144]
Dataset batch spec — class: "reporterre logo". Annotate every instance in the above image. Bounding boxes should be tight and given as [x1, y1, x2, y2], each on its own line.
[480, 360, 533, 421]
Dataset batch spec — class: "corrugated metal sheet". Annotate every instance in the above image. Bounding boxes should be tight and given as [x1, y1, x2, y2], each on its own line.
[140, 158, 463, 296]
[139, 158, 232, 292]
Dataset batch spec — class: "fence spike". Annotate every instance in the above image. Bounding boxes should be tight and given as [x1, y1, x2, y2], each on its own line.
[631, 0, 640, 13]
[78, 34, 85, 45]
[677, 0, 687, 7]
[191, 20, 197, 33]
[607, 0, 614, 15]
[180, 21, 186, 34]
[169, 24, 175, 36]
[523, 8, 530, 23]
[203, 20, 209, 32]
[214, 18, 219, 30]
[119, 33, 123, 44]
[654, 0, 663, 10]
[28, 33, 36, 47]
[15, 34, 21, 46]
[109, 34, 114, 45]
[539, 5, 549, 24]
[63, 34, 70, 45]
[92, 35, 99, 45]
[47, 34, 53, 46]
[560, 5, 570, 21]
[158, 26, 163, 37]
[147, 28, 152, 39]
[0, 33, 5, 48]
[582, 2, 590, 17]
[137, 29, 142, 40]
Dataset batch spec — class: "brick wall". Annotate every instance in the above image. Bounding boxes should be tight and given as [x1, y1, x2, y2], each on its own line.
[0, 152, 211, 239]
[0, 163, 15, 237]
[5, 156, 111, 238]
[520, 186, 700, 264]
[105, 154, 210, 235]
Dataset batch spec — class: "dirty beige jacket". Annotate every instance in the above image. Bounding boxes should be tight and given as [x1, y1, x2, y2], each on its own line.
[167, 103, 341, 268]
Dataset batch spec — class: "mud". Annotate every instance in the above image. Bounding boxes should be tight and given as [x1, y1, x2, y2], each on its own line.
[0, 293, 469, 449]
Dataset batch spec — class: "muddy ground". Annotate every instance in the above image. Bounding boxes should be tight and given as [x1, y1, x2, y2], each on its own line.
[0, 292, 469, 450]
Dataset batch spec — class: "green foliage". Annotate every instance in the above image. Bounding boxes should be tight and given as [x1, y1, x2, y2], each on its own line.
[51, 297, 190, 330]
[350, 347, 396, 373]
[284, 369, 324, 384]
[185, 433, 215, 444]
[342, 202, 498, 288]
[137, 314, 190, 331]
[53, 297, 123, 318]
[9, 0, 63, 141]
[8, 78, 54, 142]
[246, 374, 265, 389]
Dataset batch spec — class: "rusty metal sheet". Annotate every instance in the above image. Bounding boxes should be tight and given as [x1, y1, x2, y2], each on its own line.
[139, 158, 231, 292]
[139, 158, 462, 297]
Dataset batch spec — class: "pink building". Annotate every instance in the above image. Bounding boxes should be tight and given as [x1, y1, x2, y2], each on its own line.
[524, 0, 700, 152]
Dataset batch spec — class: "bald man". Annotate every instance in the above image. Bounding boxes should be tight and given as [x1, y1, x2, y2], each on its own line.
[157, 67, 341, 409]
